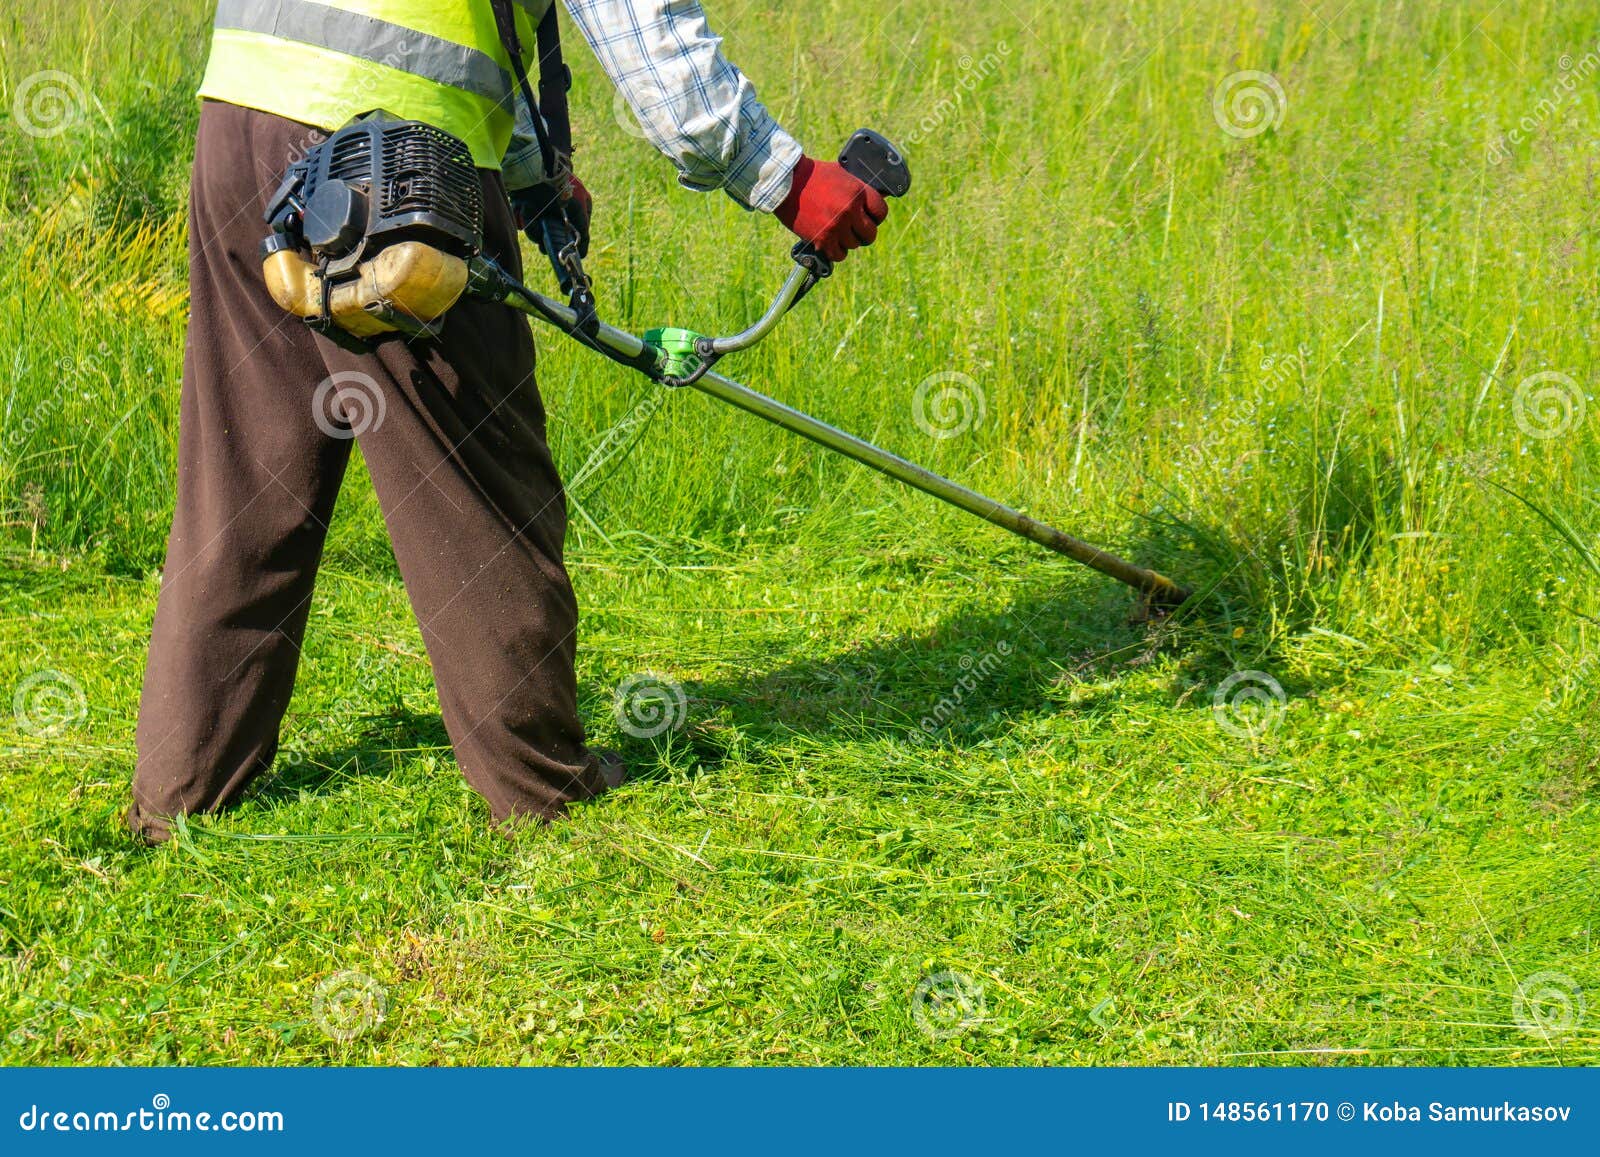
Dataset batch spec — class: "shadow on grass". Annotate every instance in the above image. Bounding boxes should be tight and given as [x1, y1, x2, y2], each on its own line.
[676, 571, 1165, 752]
[259, 528, 1250, 796]
[255, 570, 1171, 800]
[250, 707, 450, 805]
[631, 525, 1342, 772]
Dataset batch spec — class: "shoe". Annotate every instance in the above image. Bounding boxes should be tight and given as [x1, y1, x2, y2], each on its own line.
[596, 749, 628, 790]
[125, 802, 173, 847]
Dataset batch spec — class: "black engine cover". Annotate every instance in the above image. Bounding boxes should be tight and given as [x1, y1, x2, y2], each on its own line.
[266, 113, 484, 263]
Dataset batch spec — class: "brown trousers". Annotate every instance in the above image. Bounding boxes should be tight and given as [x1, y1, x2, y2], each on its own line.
[130, 101, 606, 842]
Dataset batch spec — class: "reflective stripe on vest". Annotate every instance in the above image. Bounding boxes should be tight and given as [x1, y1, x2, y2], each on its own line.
[213, 0, 514, 108]
[197, 0, 543, 170]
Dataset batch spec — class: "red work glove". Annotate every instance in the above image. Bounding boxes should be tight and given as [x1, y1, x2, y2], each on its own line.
[775, 156, 888, 263]
[564, 175, 593, 258]
[510, 174, 593, 257]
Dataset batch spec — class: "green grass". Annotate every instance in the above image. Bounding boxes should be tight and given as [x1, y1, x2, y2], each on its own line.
[2, 0, 1598, 1064]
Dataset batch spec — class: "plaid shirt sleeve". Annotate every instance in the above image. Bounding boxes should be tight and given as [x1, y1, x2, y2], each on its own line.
[504, 0, 803, 212]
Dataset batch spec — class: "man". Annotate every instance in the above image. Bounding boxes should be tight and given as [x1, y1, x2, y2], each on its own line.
[129, 0, 889, 843]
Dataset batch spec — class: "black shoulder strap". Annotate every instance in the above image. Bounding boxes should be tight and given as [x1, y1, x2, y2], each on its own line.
[490, 0, 572, 187]
[534, 5, 573, 172]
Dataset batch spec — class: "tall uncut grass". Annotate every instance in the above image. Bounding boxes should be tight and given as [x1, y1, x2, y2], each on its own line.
[4, 0, 1596, 654]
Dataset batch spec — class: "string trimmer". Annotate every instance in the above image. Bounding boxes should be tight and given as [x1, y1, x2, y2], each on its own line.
[259, 114, 1191, 608]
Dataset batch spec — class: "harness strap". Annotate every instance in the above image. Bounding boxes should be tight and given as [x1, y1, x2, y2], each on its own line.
[535, 4, 573, 174]
[490, 0, 572, 187]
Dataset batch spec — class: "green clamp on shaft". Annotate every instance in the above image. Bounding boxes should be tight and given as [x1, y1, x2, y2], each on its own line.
[643, 327, 707, 383]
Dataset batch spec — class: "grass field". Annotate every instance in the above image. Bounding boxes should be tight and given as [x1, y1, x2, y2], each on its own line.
[2, 0, 1597, 1065]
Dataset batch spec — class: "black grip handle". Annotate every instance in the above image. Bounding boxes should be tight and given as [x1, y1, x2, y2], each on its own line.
[837, 128, 911, 198]
[538, 213, 580, 294]
[791, 129, 911, 282]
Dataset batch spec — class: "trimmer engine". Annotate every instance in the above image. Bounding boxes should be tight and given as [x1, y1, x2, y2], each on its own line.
[261, 114, 485, 342]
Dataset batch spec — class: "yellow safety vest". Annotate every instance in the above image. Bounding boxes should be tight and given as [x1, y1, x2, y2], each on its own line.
[198, 0, 547, 170]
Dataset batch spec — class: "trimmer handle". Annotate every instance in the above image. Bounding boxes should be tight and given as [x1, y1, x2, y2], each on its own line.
[536, 212, 583, 294]
[836, 128, 912, 198]
[681, 131, 911, 380]
[792, 129, 911, 283]
[532, 200, 598, 334]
